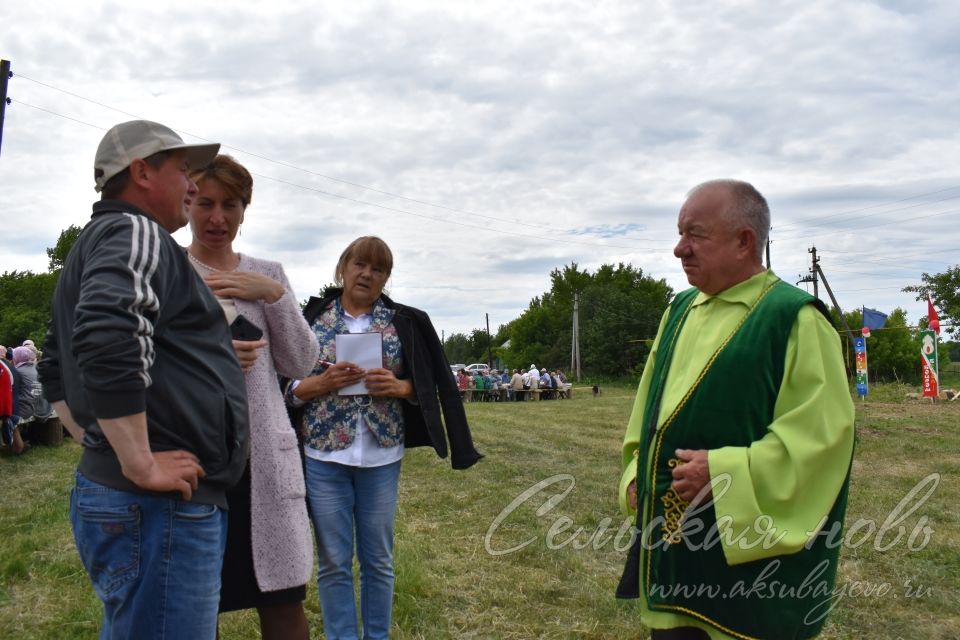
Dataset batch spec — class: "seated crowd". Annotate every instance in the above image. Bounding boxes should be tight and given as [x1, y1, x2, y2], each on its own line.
[455, 365, 570, 402]
[0, 340, 56, 455]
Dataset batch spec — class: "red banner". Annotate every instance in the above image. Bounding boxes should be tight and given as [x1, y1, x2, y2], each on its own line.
[921, 330, 939, 399]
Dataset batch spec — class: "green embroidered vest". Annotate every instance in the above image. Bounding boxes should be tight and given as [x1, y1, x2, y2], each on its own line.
[636, 280, 850, 640]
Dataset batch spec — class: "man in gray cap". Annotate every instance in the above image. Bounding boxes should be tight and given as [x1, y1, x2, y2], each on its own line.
[39, 120, 250, 639]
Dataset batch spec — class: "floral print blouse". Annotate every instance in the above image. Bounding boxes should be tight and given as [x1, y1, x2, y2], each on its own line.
[301, 296, 406, 452]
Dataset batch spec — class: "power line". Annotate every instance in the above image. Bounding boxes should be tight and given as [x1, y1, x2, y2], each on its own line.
[10, 93, 668, 253]
[12, 99, 106, 130]
[14, 74, 142, 121]
[13, 72, 659, 243]
[10, 72, 960, 270]
[824, 246, 958, 268]
[775, 206, 957, 241]
[823, 251, 957, 271]
[774, 185, 960, 231]
[832, 285, 912, 293]
[825, 268, 925, 279]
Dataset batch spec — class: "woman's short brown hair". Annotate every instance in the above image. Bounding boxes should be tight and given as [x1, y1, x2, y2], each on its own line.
[334, 236, 394, 286]
[190, 154, 254, 207]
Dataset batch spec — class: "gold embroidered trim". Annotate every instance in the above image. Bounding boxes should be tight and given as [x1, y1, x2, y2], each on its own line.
[660, 458, 690, 545]
[656, 604, 760, 640]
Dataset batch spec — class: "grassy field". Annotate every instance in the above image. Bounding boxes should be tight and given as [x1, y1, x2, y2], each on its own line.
[1, 384, 958, 639]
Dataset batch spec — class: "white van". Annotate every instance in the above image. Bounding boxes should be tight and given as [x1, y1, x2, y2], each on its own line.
[464, 363, 490, 374]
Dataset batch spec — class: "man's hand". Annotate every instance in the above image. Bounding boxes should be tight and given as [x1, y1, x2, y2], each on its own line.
[627, 479, 638, 511]
[123, 450, 205, 501]
[98, 413, 206, 501]
[671, 448, 712, 504]
[233, 338, 268, 372]
[204, 271, 285, 303]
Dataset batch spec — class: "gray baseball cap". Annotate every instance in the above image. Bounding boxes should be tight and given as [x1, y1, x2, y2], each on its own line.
[94, 120, 220, 192]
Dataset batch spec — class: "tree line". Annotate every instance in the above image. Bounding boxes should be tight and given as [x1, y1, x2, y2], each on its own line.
[444, 262, 674, 379]
[445, 262, 958, 383]
[0, 225, 81, 347]
[1, 226, 956, 384]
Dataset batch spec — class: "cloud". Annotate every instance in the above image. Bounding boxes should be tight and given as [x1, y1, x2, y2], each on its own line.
[1, 0, 957, 335]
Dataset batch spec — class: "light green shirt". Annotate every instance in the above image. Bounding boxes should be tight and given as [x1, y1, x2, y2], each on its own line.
[619, 270, 855, 639]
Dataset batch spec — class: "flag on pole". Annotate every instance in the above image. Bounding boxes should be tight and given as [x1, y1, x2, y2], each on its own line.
[927, 295, 940, 336]
[862, 307, 888, 331]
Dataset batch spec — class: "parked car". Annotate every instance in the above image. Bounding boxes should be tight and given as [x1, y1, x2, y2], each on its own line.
[450, 363, 466, 376]
[464, 363, 490, 374]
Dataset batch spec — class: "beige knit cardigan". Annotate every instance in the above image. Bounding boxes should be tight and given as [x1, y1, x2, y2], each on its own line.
[232, 254, 319, 592]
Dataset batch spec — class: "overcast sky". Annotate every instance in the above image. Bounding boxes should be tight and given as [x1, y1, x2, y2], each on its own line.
[2, 0, 957, 339]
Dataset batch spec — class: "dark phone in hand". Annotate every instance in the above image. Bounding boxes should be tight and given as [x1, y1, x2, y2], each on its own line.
[230, 314, 264, 341]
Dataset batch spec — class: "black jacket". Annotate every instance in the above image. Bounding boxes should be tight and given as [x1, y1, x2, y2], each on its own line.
[298, 290, 482, 469]
[39, 201, 249, 507]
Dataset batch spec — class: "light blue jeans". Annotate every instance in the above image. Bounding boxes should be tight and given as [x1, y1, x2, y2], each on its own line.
[69, 471, 227, 640]
[305, 459, 402, 640]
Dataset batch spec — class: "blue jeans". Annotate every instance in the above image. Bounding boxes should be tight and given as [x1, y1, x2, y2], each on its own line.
[70, 471, 227, 640]
[305, 459, 401, 640]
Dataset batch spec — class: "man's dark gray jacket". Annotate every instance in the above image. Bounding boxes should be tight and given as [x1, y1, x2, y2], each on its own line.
[40, 200, 249, 507]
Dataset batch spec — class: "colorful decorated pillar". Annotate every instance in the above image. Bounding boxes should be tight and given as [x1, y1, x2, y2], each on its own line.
[854, 334, 868, 398]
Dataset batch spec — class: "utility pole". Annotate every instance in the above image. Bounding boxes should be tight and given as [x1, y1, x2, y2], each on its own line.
[796, 246, 819, 299]
[485, 313, 492, 368]
[570, 291, 581, 381]
[0, 59, 12, 157]
[815, 261, 856, 348]
[798, 245, 855, 349]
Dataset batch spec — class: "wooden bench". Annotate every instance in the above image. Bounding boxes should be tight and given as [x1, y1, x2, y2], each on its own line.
[19, 414, 64, 447]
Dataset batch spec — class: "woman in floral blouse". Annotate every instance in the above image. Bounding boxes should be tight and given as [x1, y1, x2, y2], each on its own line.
[287, 236, 482, 640]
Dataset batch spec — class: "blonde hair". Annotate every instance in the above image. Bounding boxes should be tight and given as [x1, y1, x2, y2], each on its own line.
[334, 236, 394, 286]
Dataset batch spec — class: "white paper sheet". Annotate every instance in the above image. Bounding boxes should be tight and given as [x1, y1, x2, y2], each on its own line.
[335, 332, 383, 395]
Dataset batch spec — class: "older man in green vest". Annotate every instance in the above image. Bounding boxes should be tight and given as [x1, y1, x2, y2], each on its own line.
[617, 180, 855, 640]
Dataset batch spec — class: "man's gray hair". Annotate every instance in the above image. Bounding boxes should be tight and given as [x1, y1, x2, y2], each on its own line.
[688, 179, 770, 262]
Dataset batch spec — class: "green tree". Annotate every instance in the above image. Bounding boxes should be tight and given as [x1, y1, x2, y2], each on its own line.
[0, 270, 58, 347]
[506, 262, 672, 378]
[443, 332, 473, 366]
[506, 300, 559, 371]
[863, 309, 920, 383]
[467, 328, 493, 366]
[947, 340, 960, 363]
[903, 265, 959, 337]
[490, 323, 513, 370]
[0, 226, 86, 348]
[46, 224, 83, 272]
[580, 264, 672, 377]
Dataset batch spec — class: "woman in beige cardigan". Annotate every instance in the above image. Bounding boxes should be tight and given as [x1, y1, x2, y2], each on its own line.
[187, 155, 318, 640]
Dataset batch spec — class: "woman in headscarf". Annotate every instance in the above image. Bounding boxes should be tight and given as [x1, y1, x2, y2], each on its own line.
[12, 345, 52, 421]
